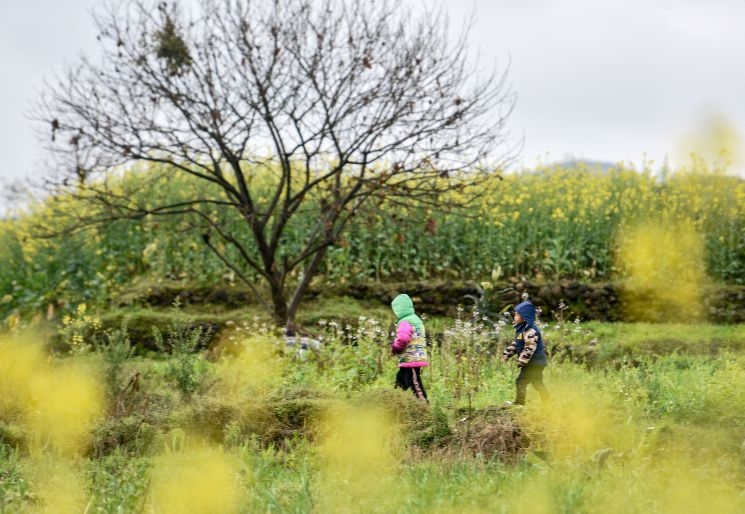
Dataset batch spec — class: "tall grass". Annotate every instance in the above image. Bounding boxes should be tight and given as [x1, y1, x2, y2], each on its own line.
[2, 313, 745, 513]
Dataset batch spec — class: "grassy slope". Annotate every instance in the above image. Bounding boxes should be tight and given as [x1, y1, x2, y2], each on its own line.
[4, 296, 745, 513]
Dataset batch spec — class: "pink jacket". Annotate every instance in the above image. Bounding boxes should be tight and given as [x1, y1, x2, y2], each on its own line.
[391, 321, 429, 368]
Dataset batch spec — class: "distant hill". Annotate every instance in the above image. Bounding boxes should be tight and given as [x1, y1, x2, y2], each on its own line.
[552, 158, 617, 172]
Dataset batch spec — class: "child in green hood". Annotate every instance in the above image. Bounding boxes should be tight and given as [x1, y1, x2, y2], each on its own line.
[390, 293, 429, 402]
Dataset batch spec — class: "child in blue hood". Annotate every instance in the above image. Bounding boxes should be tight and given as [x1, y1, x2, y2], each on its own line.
[501, 300, 550, 406]
[390, 293, 429, 402]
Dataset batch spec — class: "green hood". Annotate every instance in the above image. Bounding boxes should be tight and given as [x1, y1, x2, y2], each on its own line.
[391, 293, 425, 336]
[392, 293, 415, 319]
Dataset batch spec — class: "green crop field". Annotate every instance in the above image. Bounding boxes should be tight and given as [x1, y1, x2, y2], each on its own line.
[3, 160, 745, 325]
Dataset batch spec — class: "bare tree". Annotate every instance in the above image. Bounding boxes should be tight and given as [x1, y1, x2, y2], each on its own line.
[34, 0, 516, 326]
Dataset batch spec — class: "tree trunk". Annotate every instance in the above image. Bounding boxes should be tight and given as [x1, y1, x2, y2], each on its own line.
[269, 279, 289, 327]
[285, 245, 329, 328]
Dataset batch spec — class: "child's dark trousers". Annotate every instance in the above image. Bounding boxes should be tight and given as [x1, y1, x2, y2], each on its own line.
[395, 367, 428, 401]
[515, 365, 550, 405]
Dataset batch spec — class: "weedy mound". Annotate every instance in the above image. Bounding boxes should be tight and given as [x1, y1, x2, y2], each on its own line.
[355, 389, 452, 450]
[254, 388, 451, 451]
[253, 387, 336, 448]
[446, 407, 529, 463]
[90, 391, 177, 457]
[0, 421, 25, 452]
[86, 384, 530, 465]
[354, 390, 528, 463]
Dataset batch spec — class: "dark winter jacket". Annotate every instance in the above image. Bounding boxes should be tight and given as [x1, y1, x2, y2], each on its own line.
[503, 301, 548, 367]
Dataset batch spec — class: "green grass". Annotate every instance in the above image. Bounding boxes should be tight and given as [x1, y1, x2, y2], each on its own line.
[581, 321, 745, 347]
[553, 321, 745, 366]
[3, 310, 745, 513]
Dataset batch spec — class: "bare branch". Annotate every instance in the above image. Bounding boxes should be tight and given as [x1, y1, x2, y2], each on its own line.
[32, 0, 516, 324]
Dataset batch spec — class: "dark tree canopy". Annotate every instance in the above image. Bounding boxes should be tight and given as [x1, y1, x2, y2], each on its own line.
[35, 0, 516, 325]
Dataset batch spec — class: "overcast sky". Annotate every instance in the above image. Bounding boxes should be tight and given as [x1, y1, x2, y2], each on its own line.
[1, 0, 744, 201]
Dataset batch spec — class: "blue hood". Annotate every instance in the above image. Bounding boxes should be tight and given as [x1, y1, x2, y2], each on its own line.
[515, 301, 536, 325]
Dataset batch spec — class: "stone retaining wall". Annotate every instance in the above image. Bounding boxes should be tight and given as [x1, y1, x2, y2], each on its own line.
[120, 279, 745, 324]
[346, 280, 745, 323]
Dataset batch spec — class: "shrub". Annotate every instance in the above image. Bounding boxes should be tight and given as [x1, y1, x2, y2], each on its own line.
[151, 300, 211, 398]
